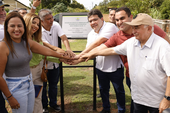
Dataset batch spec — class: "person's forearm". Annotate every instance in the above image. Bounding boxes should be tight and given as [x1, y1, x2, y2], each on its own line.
[43, 42, 65, 52]
[80, 38, 108, 56]
[90, 47, 117, 56]
[0, 77, 12, 98]
[165, 76, 170, 96]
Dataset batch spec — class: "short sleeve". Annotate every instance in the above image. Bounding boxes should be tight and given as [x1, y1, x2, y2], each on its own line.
[153, 24, 166, 38]
[113, 39, 129, 56]
[105, 34, 117, 47]
[100, 23, 119, 39]
[53, 22, 65, 37]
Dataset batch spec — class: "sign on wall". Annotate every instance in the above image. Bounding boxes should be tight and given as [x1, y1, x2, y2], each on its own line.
[59, 13, 92, 38]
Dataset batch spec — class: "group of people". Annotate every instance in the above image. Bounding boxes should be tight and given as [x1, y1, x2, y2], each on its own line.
[65, 7, 170, 113]
[0, 1, 74, 113]
[0, 0, 170, 113]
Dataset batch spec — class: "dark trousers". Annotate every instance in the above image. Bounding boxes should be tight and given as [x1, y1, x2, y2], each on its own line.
[96, 67, 125, 113]
[42, 66, 60, 108]
[134, 102, 159, 113]
[126, 76, 134, 113]
[0, 90, 8, 113]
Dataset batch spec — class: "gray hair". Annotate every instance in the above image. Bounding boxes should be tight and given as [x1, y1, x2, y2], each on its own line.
[144, 25, 154, 32]
[38, 9, 52, 21]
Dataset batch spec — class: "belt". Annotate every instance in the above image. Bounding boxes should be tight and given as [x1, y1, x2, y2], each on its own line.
[30, 63, 40, 68]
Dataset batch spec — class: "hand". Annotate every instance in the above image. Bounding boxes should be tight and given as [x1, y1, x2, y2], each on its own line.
[74, 54, 81, 60]
[65, 50, 76, 58]
[159, 98, 170, 113]
[8, 96, 20, 109]
[32, 0, 41, 7]
[67, 59, 81, 65]
[80, 53, 96, 62]
[59, 58, 70, 64]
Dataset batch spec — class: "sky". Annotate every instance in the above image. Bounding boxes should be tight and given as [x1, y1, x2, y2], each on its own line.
[17, 0, 104, 10]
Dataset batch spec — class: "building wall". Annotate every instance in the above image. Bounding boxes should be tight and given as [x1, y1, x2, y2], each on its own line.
[3, 0, 30, 11]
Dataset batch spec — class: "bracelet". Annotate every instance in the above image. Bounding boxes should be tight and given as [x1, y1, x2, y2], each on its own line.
[32, 5, 36, 9]
[7, 94, 12, 99]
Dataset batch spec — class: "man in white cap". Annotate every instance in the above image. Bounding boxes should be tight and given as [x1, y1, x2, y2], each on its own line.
[81, 13, 170, 113]
[0, 1, 9, 112]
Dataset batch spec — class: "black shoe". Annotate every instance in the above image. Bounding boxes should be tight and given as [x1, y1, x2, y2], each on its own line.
[97, 93, 101, 98]
[43, 107, 49, 113]
[51, 104, 61, 112]
[100, 109, 110, 113]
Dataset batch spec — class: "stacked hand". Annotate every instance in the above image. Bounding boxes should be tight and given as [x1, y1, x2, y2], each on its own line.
[59, 53, 89, 65]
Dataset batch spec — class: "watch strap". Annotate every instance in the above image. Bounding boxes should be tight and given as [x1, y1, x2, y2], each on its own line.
[164, 95, 170, 100]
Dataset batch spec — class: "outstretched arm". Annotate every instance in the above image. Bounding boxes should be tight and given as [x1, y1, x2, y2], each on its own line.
[29, 39, 71, 59]
[60, 35, 75, 57]
[43, 42, 65, 53]
[81, 47, 118, 62]
[79, 37, 108, 57]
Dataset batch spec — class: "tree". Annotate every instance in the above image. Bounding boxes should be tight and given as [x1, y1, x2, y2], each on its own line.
[29, 0, 71, 9]
[108, 0, 120, 8]
[5, 8, 9, 13]
[99, 0, 109, 13]
[70, 0, 85, 9]
[125, 0, 151, 16]
[51, 2, 68, 14]
[160, 0, 170, 19]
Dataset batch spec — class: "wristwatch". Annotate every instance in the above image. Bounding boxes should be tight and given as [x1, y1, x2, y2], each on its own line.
[164, 95, 170, 101]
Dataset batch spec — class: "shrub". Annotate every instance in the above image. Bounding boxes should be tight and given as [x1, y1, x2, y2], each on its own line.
[160, 0, 170, 19]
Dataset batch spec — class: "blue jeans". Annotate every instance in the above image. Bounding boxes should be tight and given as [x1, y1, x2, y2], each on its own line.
[0, 90, 8, 113]
[96, 67, 125, 113]
[4, 74, 35, 113]
[42, 66, 60, 108]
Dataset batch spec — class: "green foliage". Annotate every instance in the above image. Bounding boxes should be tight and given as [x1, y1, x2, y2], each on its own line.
[67, 7, 89, 13]
[108, 0, 120, 8]
[160, 0, 170, 19]
[5, 8, 9, 13]
[30, 0, 71, 9]
[150, 0, 164, 8]
[149, 8, 162, 19]
[125, 0, 151, 16]
[51, 2, 68, 14]
[70, 0, 85, 9]
[99, 0, 109, 13]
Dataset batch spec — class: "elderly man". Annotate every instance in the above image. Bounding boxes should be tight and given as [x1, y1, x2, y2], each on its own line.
[82, 13, 170, 113]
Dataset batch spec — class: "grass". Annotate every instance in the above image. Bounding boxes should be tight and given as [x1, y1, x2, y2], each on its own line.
[6, 39, 132, 113]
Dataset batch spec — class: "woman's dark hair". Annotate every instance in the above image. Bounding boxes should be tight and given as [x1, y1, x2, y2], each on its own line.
[4, 12, 30, 57]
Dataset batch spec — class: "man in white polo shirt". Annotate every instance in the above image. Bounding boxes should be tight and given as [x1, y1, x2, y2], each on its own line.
[38, 9, 74, 113]
[81, 13, 170, 113]
[70, 9, 125, 113]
